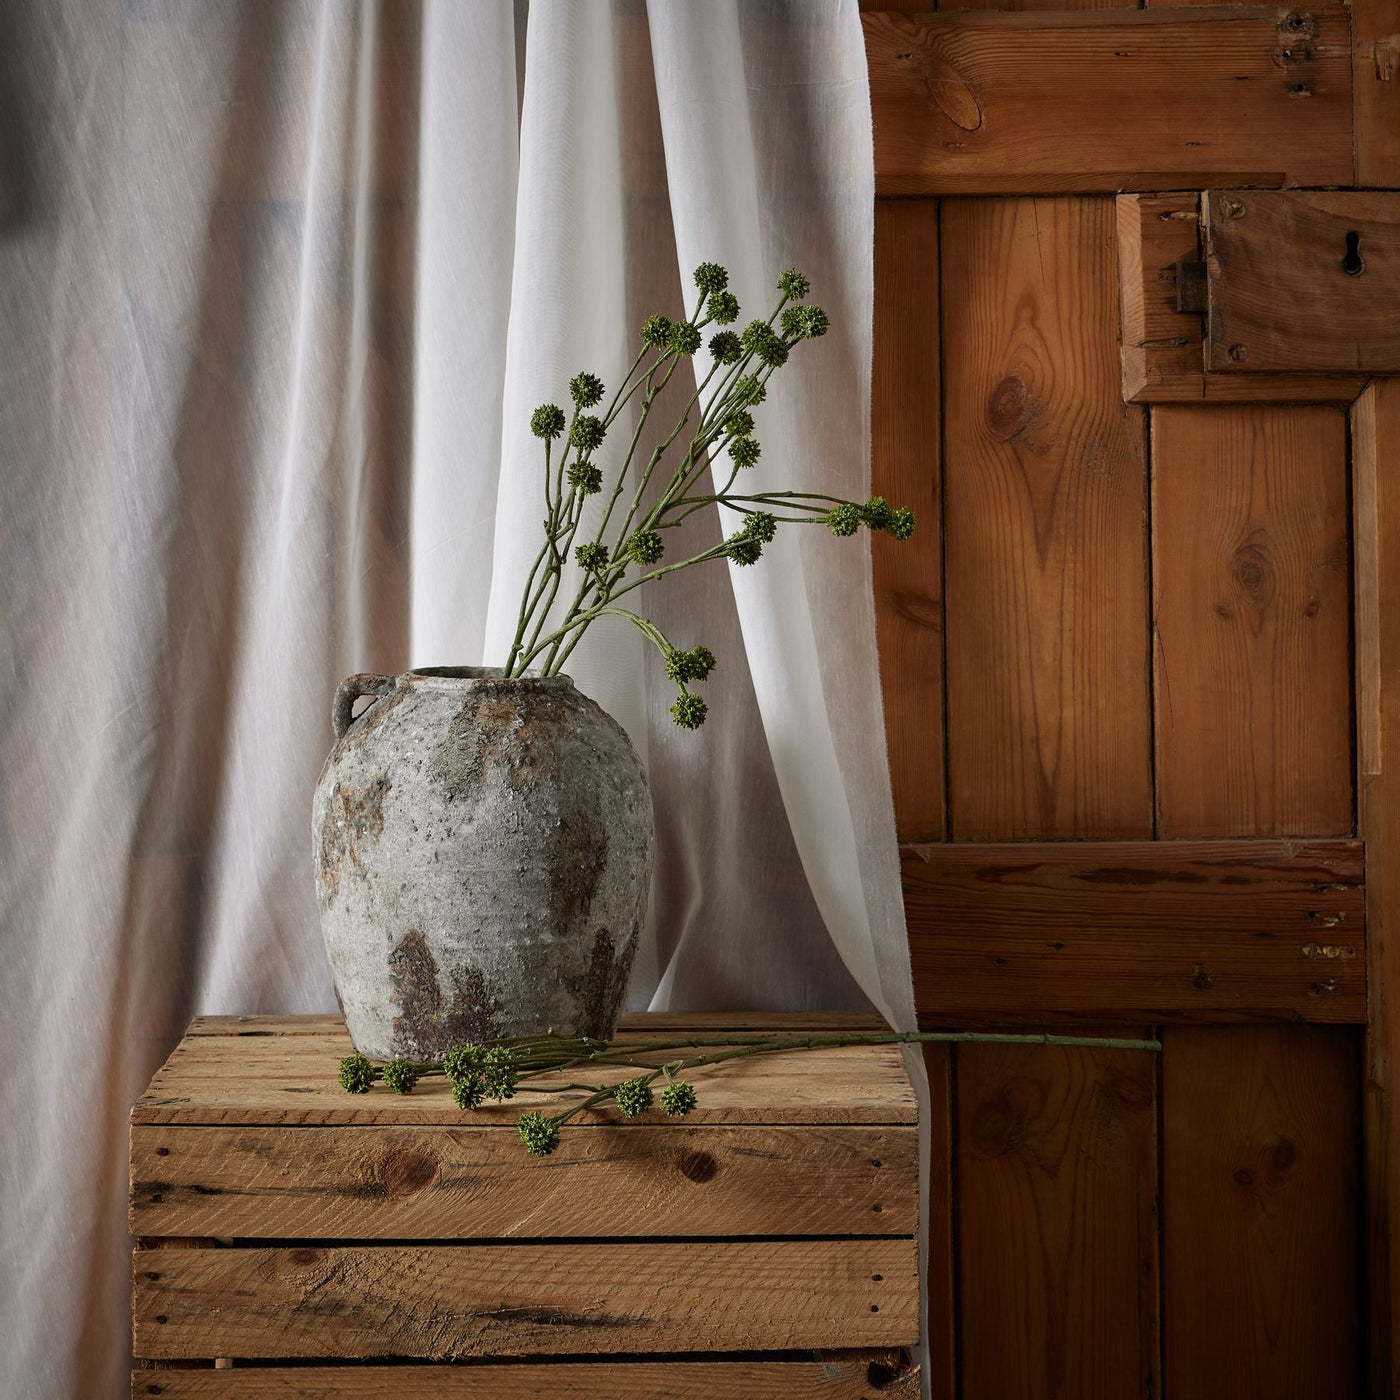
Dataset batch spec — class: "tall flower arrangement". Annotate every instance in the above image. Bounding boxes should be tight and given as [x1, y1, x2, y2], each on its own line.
[503, 263, 915, 728]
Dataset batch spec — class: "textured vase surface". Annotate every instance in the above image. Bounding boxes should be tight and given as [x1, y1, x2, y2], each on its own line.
[313, 667, 653, 1061]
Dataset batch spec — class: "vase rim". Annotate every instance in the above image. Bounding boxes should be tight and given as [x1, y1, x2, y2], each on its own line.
[402, 665, 573, 689]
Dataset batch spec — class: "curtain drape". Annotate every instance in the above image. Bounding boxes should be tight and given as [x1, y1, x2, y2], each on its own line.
[0, 3, 915, 1395]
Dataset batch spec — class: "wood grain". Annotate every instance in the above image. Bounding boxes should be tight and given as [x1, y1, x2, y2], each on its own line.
[1161, 1026, 1362, 1399]
[955, 1037, 1159, 1400]
[1354, 0, 1400, 187]
[129, 1122, 915, 1239]
[1151, 405, 1353, 838]
[873, 197, 945, 844]
[904, 839, 1365, 1023]
[941, 196, 1151, 840]
[1353, 379, 1400, 1398]
[1115, 193, 1365, 405]
[130, 1356, 920, 1399]
[924, 1045, 956, 1400]
[132, 1239, 920, 1360]
[1204, 190, 1400, 374]
[865, 9, 1353, 195]
[133, 1026, 919, 1127]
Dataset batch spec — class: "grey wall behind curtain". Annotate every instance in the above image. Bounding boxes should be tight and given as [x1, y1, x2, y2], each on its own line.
[0, 3, 907, 1395]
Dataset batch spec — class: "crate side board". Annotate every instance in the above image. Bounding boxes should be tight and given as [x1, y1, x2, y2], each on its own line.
[133, 1240, 920, 1360]
[131, 1356, 921, 1399]
[130, 1122, 917, 1239]
[133, 1021, 919, 1127]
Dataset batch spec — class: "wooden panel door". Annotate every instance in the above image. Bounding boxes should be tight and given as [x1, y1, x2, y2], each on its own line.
[866, 3, 1393, 1395]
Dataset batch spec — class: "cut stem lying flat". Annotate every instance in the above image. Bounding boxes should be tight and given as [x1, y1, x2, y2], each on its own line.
[339, 1028, 1162, 1157]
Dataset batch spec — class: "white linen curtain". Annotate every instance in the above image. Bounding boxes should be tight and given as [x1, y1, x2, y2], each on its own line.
[0, 3, 916, 1396]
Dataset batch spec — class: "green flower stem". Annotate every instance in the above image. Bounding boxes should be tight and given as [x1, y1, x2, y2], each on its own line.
[360, 1029, 1162, 1089]
[530, 354, 688, 675]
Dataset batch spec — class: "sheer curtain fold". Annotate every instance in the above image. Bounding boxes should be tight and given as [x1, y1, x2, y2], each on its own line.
[0, 3, 914, 1396]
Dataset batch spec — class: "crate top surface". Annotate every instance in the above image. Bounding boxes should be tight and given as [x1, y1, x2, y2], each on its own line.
[132, 1012, 919, 1127]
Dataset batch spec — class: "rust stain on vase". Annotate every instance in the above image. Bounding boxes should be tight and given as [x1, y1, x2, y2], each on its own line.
[313, 668, 652, 1060]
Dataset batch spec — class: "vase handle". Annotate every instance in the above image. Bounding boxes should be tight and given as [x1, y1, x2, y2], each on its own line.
[332, 673, 396, 742]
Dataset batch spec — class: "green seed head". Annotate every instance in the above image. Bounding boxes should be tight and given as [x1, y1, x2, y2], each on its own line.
[569, 371, 605, 408]
[709, 290, 740, 325]
[742, 511, 777, 544]
[665, 645, 716, 684]
[518, 1111, 562, 1156]
[728, 436, 761, 469]
[860, 496, 894, 532]
[726, 531, 763, 566]
[575, 541, 610, 574]
[626, 529, 665, 566]
[530, 404, 566, 440]
[381, 1059, 420, 1095]
[778, 268, 810, 299]
[669, 320, 702, 356]
[641, 313, 672, 349]
[482, 1045, 518, 1101]
[708, 331, 742, 365]
[826, 503, 861, 538]
[661, 1080, 698, 1116]
[569, 415, 606, 452]
[671, 693, 708, 729]
[567, 460, 603, 495]
[613, 1077, 655, 1117]
[338, 1054, 374, 1094]
[693, 261, 729, 295]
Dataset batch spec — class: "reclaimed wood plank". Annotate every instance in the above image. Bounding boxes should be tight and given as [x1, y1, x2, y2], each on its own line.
[132, 1032, 919, 1127]
[1115, 193, 1365, 405]
[865, 9, 1353, 195]
[1353, 378, 1400, 1398]
[132, 1239, 920, 1360]
[941, 196, 1151, 840]
[1204, 190, 1400, 375]
[129, 1122, 916, 1240]
[904, 839, 1365, 1023]
[956, 1035, 1159, 1400]
[873, 197, 945, 845]
[1161, 1025, 1362, 1398]
[1151, 405, 1353, 838]
[1354, 0, 1400, 187]
[130, 1356, 921, 1399]
[924, 1045, 956, 1400]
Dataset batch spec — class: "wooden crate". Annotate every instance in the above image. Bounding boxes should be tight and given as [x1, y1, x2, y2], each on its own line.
[130, 1012, 921, 1398]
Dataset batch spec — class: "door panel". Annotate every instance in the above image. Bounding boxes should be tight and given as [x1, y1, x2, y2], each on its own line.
[867, 2, 1375, 1392]
[941, 196, 1151, 842]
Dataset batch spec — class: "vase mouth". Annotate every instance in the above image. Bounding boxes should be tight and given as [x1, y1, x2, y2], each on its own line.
[403, 666, 573, 689]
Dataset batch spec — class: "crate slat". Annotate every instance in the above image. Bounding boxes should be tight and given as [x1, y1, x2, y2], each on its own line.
[130, 1122, 914, 1239]
[133, 1031, 918, 1127]
[133, 1240, 918, 1359]
[131, 1355, 919, 1398]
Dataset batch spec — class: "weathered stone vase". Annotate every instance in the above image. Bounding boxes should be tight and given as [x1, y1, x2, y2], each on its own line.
[313, 667, 653, 1061]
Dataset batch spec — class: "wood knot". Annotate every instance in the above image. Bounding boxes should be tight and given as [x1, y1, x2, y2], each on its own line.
[377, 1148, 437, 1198]
[986, 374, 1039, 443]
[677, 1150, 719, 1184]
[1230, 536, 1275, 619]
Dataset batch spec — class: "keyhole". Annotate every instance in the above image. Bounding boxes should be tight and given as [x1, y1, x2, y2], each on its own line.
[1342, 230, 1365, 277]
